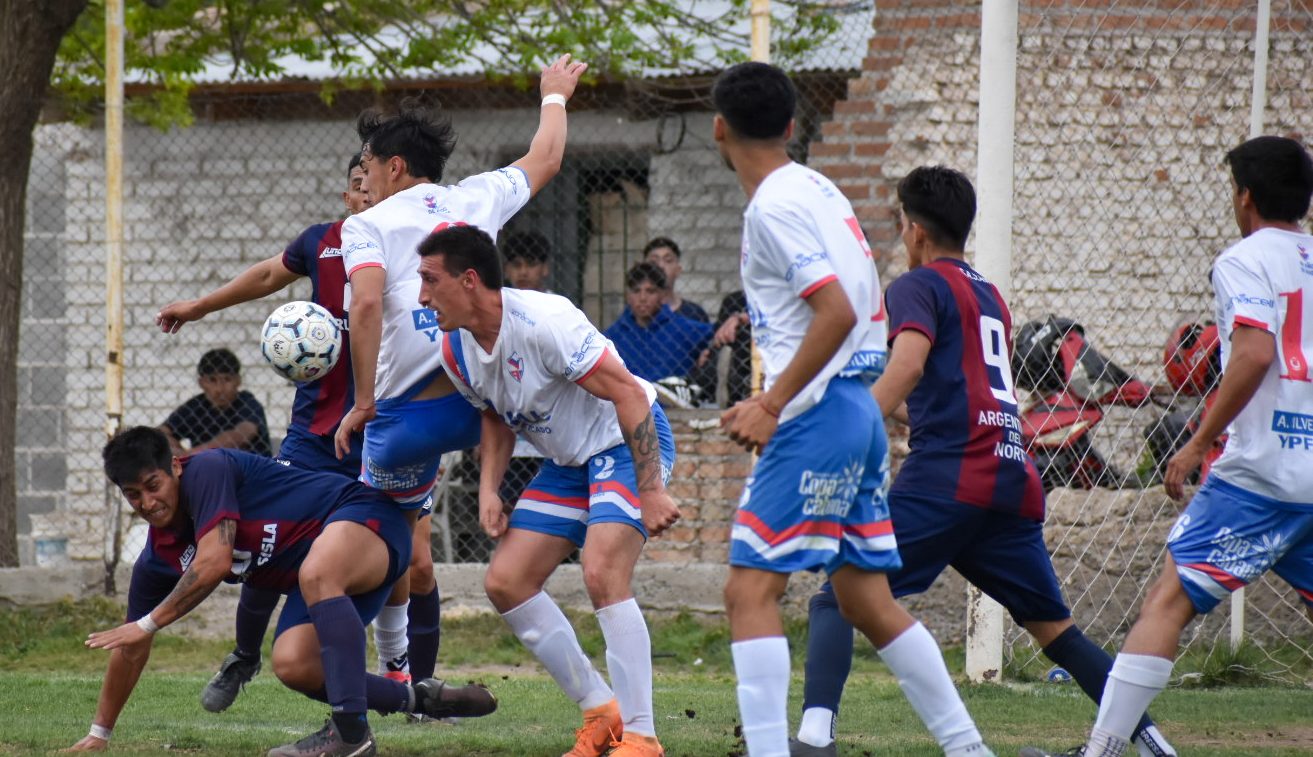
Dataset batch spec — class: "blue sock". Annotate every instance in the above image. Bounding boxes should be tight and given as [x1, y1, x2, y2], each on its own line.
[407, 587, 441, 681]
[308, 596, 369, 743]
[1042, 624, 1155, 740]
[234, 585, 279, 659]
[802, 582, 854, 714]
[303, 676, 411, 715]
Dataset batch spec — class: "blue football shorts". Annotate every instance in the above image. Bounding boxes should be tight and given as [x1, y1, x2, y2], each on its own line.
[509, 403, 675, 547]
[1169, 475, 1313, 614]
[361, 390, 480, 509]
[729, 376, 901, 576]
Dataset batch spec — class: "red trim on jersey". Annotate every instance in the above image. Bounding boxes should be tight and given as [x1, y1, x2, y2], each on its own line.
[441, 333, 471, 388]
[346, 261, 384, 277]
[734, 509, 842, 545]
[589, 479, 639, 506]
[1297, 587, 1313, 605]
[521, 489, 589, 509]
[1184, 561, 1245, 591]
[799, 274, 839, 300]
[197, 512, 239, 541]
[573, 348, 610, 385]
[308, 220, 350, 435]
[890, 322, 935, 345]
[1233, 315, 1271, 331]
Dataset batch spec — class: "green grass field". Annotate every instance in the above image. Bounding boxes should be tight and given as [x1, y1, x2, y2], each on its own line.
[2, 598, 1312, 756]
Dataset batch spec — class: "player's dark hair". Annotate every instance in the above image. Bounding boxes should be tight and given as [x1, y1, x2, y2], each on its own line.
[711, 62, 796, 141]
[346, 151, 363, 180]
[897, 166, 977, 252]
[103, 426, 174, 487]
[1225, 136, 1313, 223]
[356, 97, 457, 183]
[417, 225, 504, 289]
[197, 348, 240, 376]
[642, 236, 682, 259]
[502, 230, 551, 265]
[625, 261, 667, 291]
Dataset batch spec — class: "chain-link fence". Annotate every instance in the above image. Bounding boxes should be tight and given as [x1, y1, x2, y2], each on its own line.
[13, 0, 1313, 685]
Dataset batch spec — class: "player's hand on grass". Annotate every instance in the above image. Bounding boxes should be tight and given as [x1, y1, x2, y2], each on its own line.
[721, 395, 779, 453]
[539, 54, 588, 101]
[155, 300, 206, 333]
[479, 490, 509, 539]
[639, 490, 681, 537]
[1164, 437, 1207, 502]
[86, 621, 151, 651]
[334, 405, 375, 459]
[63, 735, 108, 752]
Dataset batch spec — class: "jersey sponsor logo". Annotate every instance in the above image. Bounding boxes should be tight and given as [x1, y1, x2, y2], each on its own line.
[797, 460, 864, 517]
[507, 352, 525, 382]
[503, 409, 552, 434]
[422, 193, 451, 215]
[411, 308, 442, 342]
[346, 241, 378, 254]
[179, 544, 196, 573]
[509, 308, 536, 326]
[1203, 526, 1287, 581]
[841, 349, 887, 378]
[1297, 244, 1313, 276]
[496, 167, 521, 190]
[256, 523, 277, 566]
[1273, 410, 1313, 449]
[1232, 293, 1275, 308]
[567, 331, 601, 377]
[784, 251, 829, 282]
[319, 246, 343, 259]
[957, 266, 988, 283]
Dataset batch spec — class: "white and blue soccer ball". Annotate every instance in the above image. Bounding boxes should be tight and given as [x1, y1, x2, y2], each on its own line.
[260, 301, 341, 382]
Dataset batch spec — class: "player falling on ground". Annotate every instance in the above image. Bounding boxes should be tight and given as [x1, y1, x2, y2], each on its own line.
[153, 153, 424, 714]
[330, 53, 587, 689]
[418, 225, 681, 757]
[1021, 136, 1313, 757]
[711, 63, 992, 757]
[788, 166, 1174, 757]
[66, 427, 493, 756]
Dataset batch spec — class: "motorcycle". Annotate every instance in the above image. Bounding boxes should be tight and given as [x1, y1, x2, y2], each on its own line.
[1012, 316, 1158, 490]
[1142, 321, 1225, 485]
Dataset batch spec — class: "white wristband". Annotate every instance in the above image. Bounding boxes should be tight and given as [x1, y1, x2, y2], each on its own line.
[89, 724, 112, 741]
[541, 94, 567, 109]
[135, 613, 159, 634]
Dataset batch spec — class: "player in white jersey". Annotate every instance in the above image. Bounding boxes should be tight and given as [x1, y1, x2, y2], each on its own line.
[712, 62, 991, 757]
[332, 55, 587, 690]
[415, 225, 679, 757]
[1023, 137, 1313, 757]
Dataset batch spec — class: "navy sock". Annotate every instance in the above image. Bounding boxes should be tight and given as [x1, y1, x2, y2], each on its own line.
[366, 673, 413, 714]
[1042, 624, 1155, 739]
[234, 585, 279, 659]
[308, 596, 369, 742]
[407, 587, 441, 681]
[802, 583, 854, 713]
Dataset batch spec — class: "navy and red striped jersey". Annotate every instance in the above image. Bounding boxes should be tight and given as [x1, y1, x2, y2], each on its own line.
[281, 220, 354, 436]
[131, 450, 371, 598]
[886, 258, 1045, 520]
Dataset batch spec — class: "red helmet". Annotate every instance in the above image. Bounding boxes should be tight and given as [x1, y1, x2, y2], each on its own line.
[1164, 322, 1221, 396]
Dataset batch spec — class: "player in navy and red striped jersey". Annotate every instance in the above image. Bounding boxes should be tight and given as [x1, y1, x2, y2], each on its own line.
[790, 167, 1174, 757]
[68, 427, 494, 756]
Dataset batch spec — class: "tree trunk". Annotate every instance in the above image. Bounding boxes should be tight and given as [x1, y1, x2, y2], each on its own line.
[0, 0, 89, 565]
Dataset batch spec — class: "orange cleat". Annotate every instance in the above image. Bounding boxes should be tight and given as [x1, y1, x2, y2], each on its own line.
[382, 669, 412, 685]
[607, 732, 665, 757]
[562, 699, 622, 757]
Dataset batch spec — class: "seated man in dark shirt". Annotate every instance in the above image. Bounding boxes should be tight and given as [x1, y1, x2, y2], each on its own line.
[161, 348, 272, 457]
[604, 262, 713, 385]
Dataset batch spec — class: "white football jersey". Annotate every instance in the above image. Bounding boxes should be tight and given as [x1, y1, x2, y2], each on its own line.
[740, 162, 886, 422]
[341, 167, 531, 400]
[1210, 227, 1313, 505]
[439, 289, 657, 467]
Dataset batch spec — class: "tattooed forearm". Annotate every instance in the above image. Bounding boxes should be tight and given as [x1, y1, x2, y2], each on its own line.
[624, 410, 662, 492]
[217, 519, 236, 546]
[153, 560, 223, 626]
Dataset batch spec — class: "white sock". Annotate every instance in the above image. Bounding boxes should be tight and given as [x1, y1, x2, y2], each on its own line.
[597, 598, 655, 737]
[1093, 654, 1174, 743]
[1134, 723, 1177, 757]
[797, 707, 836, 748]
[876, 622, 983, 754]
[731, 637, 790, 757]
[502, 592, 613, 710]
[372, 601, 409, 673]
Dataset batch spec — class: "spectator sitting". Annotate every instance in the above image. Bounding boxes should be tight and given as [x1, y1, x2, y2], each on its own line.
[604, 262, 714, 385]
[502, 230, 552, 292]
[644, 236, 709, 322]
[160, 348, 272, 457]
[693, 289, 753, 407]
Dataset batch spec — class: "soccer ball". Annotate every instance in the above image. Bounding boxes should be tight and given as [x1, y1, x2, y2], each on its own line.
[260, 301, 342, 382]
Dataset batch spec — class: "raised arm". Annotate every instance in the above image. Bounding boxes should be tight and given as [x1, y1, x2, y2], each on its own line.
[156, 254, 300, 333]
[511, 54, 588, 197]
[578, 351, 680, 536]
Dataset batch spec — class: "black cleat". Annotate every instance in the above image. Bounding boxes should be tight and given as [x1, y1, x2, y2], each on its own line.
[789, 737, 838, 756]
[200, 651, 260, 713]
[266, 719, 375, 757]
[412, 677, 498, 719]
[1019, 747, 1086, 757]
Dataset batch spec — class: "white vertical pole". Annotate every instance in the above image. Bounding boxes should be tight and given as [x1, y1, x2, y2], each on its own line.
[750, 0, 771, 63]
[967, 0, 1019, 684]
[103, 0, 126, 591]
[1232, 0, 1271, 653]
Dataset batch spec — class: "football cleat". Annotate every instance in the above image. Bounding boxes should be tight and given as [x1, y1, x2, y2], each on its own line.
[607, 732, 665, 756]
[266, 719, 375, 757]
[788, 737, 838, 756]
[200, 651, 260, 713]
[562, 699, 621, 757]
[412, 678, 498, 719]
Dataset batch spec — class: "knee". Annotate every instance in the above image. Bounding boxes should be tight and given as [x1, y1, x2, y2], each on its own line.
[409, 551, 435, 593]
[484, 565, 532, 612]
[298, 561, 342, 604]
[581, 562, 629, 608]
[809, 587, 839, 615]
[272, 644, 319, 694]
[1140, 571, 1197, 624]
[723, 574, 785, 618]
